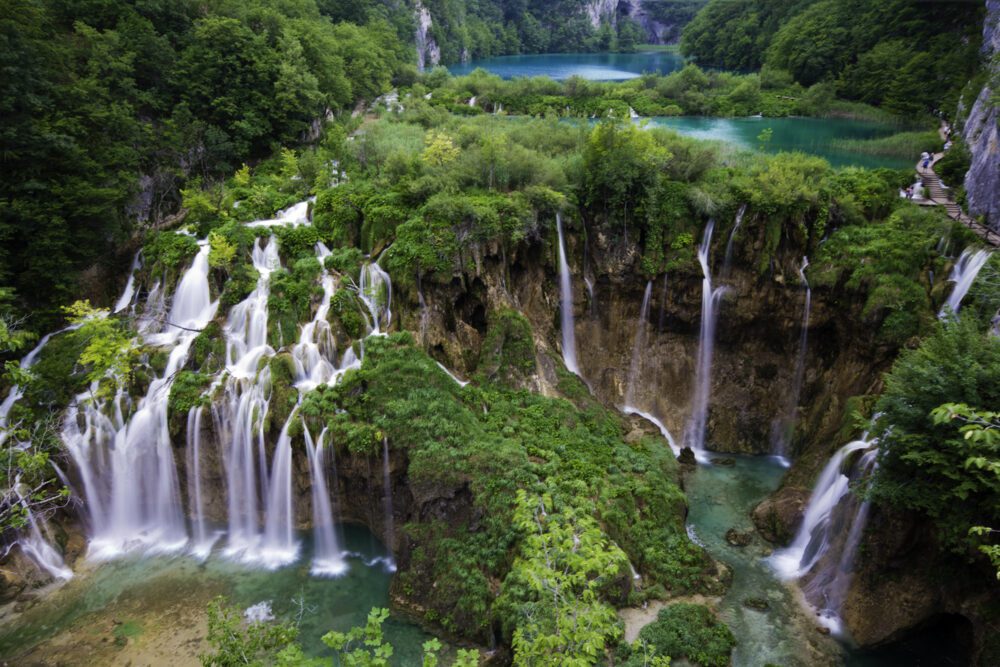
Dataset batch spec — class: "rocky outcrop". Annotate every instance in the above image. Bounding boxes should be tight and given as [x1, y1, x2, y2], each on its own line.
[962, 0, 1000, 232]
[414, 0, 441, 71]
[585, 0, 700, 44]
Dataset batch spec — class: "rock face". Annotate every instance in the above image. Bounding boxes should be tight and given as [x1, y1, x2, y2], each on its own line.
[584, 0, 700, 44]
[414, 0, 441, 71]
[962, 0, 1000, 232]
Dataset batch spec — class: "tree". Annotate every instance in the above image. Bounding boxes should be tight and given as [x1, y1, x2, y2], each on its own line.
[422, 131, 461, 168]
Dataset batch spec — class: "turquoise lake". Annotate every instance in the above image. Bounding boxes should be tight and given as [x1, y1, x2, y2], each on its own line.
[447, 50, 686, 81]
[644, 116, 913, 170]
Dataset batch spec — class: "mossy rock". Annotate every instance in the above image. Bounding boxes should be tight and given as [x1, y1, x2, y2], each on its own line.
[166, 371, 212, 439]
[191, 321, 226, 373]
[266, 352, 299, 433]
[475, 308, 535, 387]
[329, 289, 366, 343]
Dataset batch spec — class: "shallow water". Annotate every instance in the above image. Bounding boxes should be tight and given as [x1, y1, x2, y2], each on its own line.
[645, 116, 912, 169]
[448, 51, 686, 81]
[0, 525, 431, 664]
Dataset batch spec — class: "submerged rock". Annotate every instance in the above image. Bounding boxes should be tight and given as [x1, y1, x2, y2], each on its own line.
[725, 528, 752, 547]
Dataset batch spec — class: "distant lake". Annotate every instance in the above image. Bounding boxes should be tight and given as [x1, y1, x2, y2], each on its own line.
[645, 116, 912, 170]
[447, 51, 686, 81]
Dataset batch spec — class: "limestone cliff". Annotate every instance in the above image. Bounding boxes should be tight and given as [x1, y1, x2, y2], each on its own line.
[415, 0, 441, 71]
[962, 0, 1000, 232]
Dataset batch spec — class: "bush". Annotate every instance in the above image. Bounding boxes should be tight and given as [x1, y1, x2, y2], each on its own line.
[633, 604, 736, 667]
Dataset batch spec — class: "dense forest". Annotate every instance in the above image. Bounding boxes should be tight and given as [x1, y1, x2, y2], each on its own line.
[682, 0, 985, 115]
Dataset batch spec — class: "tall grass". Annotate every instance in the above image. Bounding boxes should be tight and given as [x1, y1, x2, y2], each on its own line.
[831, 131, 941, 159]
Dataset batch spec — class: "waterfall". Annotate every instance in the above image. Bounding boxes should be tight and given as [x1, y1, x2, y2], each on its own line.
[185, 406, 215, 558]
[113, 251, 142, 313]
[417, 275, 430, 347]
[436, 361, 469, 387]
[583, 277, 596, 319]
[381, 438, 396, 570]
[468, 96, 477, 108]
[305, 426, 347, 576]
[0, 323, 82, 445]
[13, 480, 73, 581]
[624, 280, 653, 409]
[625, 408, 680, 456]
[359, 261, 392, 335]
[260, 417, 299, 568]
[64, 244, 218, 559]
[684, 220, 724, 460]
[658, 273, 669, 333]
[722, 203, 748, 278]
[556, 213, 580, 375]
[771, 257, 811, 462]
[770, 439, 874, 579]
[292, 243, 337, 390]
[217, 237, 281, 560]
[939, 248, 992, 318]
[802, 448, 879, 634]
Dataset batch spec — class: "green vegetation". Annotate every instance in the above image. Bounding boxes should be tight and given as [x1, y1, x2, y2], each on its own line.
[299, 333, 709, 659]
[0, 0, 410, 327]
[832, 131, 941, 160]
[682, 0, 984, 116]
[870, 315, 1000, 561]
[621, 603, 735, 667]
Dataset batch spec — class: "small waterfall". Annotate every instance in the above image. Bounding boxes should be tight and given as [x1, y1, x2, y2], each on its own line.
[624, 280, 653, 409]
[292, 242, 337, 390]
[624, 408, 680, 456]
[722, 204, 748, 278]
[770, 439, 874, 580]
[1, 323, 82, 444]
[628, 107, 639, 119]
[802, 448, 880, 634]
[260, 417, 299, 568]
[305, 426, 347, 576]
[939, 248, 992, 318]
[113, 251, 142, 313]
[359, 261, 392, 335]
[684, 220, 725, 459]
[417, 275, 430, 347]
[468, 96, 477, 108]
[658, 273, 669, 333]
[771, 257, 811, 462]
[381, 438, 396, 570]
[13, 481, 73, 580]
[436, 361, 469, 387]
[185, 406, 215, 558]
[556, 213, 580, 375]
[583, 277, 596, 319]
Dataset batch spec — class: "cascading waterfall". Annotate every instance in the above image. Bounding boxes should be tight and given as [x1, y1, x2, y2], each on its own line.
[801, 448, 880, 634]
[216, 237, 281, 560]
[684, 220, 724, 460]
[770, 438, 874, 581]
[722, 203, 748, 278]
[556, 213, 580, 375]
[64, 244, 218, 559]
[624, 280, 653, 409]
[770, 257, 811, 463]
[939, 248, 992, 318]
[305, 426, 347, 576]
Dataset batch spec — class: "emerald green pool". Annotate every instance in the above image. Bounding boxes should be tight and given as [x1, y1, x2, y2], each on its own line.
[645, 116, 913, 170]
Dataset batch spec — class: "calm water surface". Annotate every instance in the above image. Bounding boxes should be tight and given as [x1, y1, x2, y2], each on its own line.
[448, 51, 686, 80]
[645, 116, 912, 170]
[0, 525, 431, 664]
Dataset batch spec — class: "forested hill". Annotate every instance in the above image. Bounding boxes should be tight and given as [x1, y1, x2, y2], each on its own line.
[0, 0, 412, 324]
[681, 0, 985, 115]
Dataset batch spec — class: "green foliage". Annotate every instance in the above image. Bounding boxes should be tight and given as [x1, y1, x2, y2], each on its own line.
[629, 604, 735, 667]
[64, 300, 137, 398]
[298, 334, 707, 654]
[681, 0, 984, 116]
[812, 206, 955, 345]
[498, 491, 628, 665]
[200, 597, 299, 667]
[935, 139, 972, 190]
[268, 258, 321, 346]
[870, 316, 1000, 557]
[144, 232, 200, 276]
[168, 371, 211, 415]
[477, 309, 536, 386]
[329, 289, 366, 342]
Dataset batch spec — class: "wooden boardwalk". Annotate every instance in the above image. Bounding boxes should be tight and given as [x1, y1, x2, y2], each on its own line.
[916, 132, 1000, 247]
